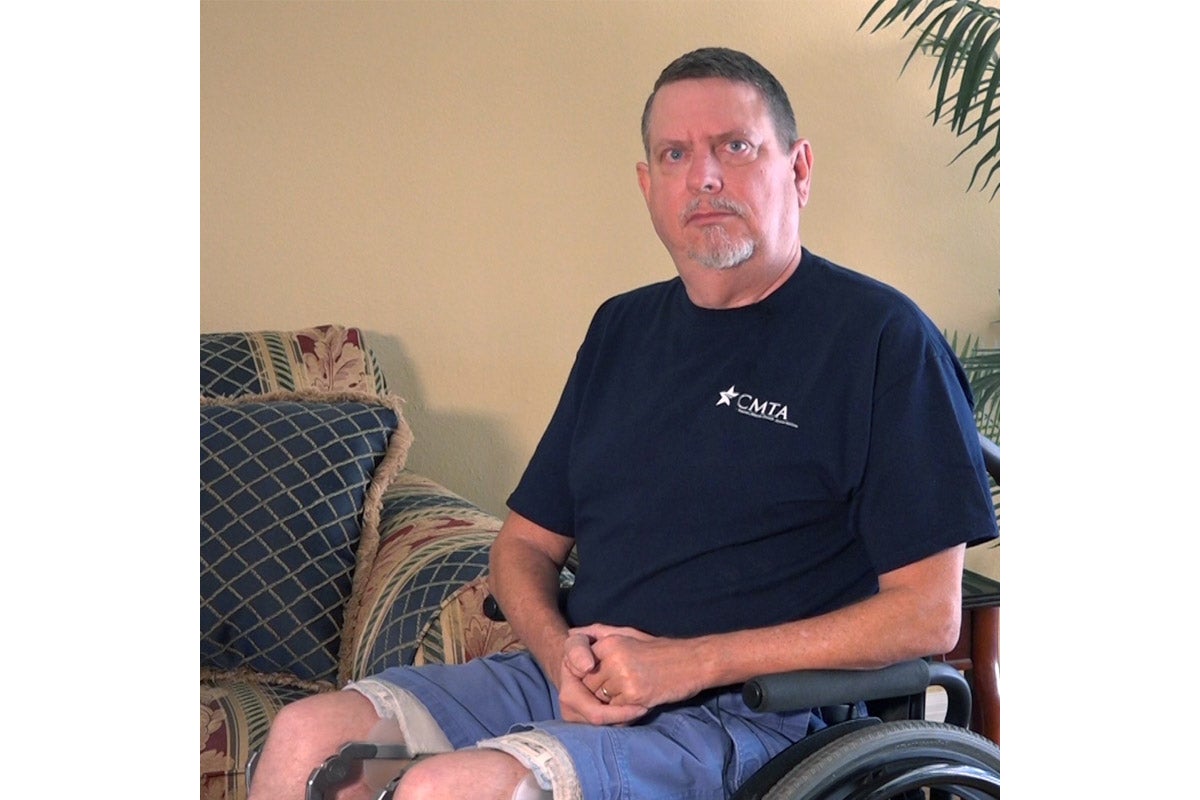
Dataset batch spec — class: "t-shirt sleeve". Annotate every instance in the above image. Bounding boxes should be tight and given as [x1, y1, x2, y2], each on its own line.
[851, 316, 999, 576]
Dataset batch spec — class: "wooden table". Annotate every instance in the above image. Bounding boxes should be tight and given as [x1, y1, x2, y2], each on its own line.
[937, 569, 1000, 744]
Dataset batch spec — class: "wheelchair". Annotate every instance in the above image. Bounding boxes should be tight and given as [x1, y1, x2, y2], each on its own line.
[251, 435, 1002, 799]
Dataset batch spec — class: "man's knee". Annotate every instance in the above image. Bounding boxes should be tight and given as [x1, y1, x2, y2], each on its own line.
[249, 691, 384, 799]
[257, 690, 382, 778]
[392, 752, 549, 800]
[390, 756, 451, 800]
[272, 688, 379, 738]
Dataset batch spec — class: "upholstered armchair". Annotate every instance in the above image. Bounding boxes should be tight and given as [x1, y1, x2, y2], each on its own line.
[200, 325, 524, 800]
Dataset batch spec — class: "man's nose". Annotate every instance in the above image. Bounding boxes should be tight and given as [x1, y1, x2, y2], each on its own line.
[686, 151, 723, 194]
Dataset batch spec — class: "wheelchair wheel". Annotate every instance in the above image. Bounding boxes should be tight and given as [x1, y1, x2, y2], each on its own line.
[762, 720, 999, 800]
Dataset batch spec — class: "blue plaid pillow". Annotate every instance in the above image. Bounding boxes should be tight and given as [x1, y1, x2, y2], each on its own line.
[200, 393, 409, 685]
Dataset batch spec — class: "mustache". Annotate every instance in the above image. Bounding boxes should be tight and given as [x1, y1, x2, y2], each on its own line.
[681, 196, 749, 224]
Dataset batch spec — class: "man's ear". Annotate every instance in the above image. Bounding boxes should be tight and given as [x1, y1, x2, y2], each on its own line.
[791, 140, 814, 209]
[636, 161, 651, 204]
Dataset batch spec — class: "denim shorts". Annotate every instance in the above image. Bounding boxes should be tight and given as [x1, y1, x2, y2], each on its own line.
[364, 651, 815, 800]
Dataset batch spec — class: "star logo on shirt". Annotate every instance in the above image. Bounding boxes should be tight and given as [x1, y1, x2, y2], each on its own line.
[713, 383, 798, 428]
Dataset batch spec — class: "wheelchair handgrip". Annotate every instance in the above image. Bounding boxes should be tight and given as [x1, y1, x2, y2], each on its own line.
[927, 661, 973, 729]
[742, 659, 931, 712]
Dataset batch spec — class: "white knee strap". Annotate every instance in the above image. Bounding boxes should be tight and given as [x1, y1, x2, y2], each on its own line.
[511, 771, 553, 800]
[361, 718, 411, 793]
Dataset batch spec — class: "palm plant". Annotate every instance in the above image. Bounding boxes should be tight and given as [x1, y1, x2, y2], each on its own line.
[860, 0, 1000, 199]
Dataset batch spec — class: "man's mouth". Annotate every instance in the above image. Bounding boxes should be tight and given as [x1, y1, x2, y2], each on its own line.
[682, 199, 746, 226]
[687, 210, 735, 225]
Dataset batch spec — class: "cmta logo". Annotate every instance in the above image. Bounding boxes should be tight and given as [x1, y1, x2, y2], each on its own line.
[716, 385, 798, 428]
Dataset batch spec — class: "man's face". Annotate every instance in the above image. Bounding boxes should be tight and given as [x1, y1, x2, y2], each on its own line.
[637, 78, 812, 274]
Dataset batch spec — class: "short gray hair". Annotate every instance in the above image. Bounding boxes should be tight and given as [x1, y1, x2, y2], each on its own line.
[640, 47, 798, 157]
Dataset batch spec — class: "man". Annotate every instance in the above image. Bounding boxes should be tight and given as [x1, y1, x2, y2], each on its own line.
[248, 47, 998, 800]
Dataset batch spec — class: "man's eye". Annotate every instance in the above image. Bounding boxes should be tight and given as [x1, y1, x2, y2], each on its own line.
[665, 149, 684, 162]
[727, 140, 749, 154]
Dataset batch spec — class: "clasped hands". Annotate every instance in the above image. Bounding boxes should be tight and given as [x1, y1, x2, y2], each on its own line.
[557, 623, 702, 726]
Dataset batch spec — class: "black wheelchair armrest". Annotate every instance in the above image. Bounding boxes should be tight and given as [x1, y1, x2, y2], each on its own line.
[483, 589, 570, 622]
[743, 660, 972, 728]
[743, 660, 930, 712]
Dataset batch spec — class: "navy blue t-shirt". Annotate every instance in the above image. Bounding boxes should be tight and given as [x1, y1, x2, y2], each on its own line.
[507, 249, 998, 638]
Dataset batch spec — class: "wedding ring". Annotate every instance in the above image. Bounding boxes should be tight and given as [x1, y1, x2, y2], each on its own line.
[599, 686, 611, 701]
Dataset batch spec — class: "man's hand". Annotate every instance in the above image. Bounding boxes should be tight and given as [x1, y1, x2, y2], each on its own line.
[568, 624, 707, 712]
[556, 631, 648, 725]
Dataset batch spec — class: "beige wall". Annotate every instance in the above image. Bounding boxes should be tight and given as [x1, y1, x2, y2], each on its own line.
[201, 0, 1000, 576]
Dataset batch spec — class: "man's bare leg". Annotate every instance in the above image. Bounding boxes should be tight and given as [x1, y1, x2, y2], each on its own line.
[248, 690, 548, 800]
[248, 690, 384, 800]
[395, 750, 541, 800]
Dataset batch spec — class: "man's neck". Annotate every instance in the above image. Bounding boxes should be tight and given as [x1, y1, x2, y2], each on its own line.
[678, 248, 802, 310]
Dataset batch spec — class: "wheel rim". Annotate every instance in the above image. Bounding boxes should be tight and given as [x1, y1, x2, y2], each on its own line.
[861, 763, 1000, 800]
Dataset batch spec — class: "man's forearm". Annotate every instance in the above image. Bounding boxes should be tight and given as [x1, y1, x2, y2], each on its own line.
[683, 546, 965, 689]
[575, 545, 965, 706]
[488, 532, 573, 683]
[688, 593, 953, 688]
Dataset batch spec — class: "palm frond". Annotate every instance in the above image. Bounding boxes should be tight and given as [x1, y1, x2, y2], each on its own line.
[860, 0, 1000, 198]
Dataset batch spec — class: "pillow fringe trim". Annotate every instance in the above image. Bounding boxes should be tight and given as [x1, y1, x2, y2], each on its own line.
[338, 392, 413, 685]
[200, 665, 337, 694]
